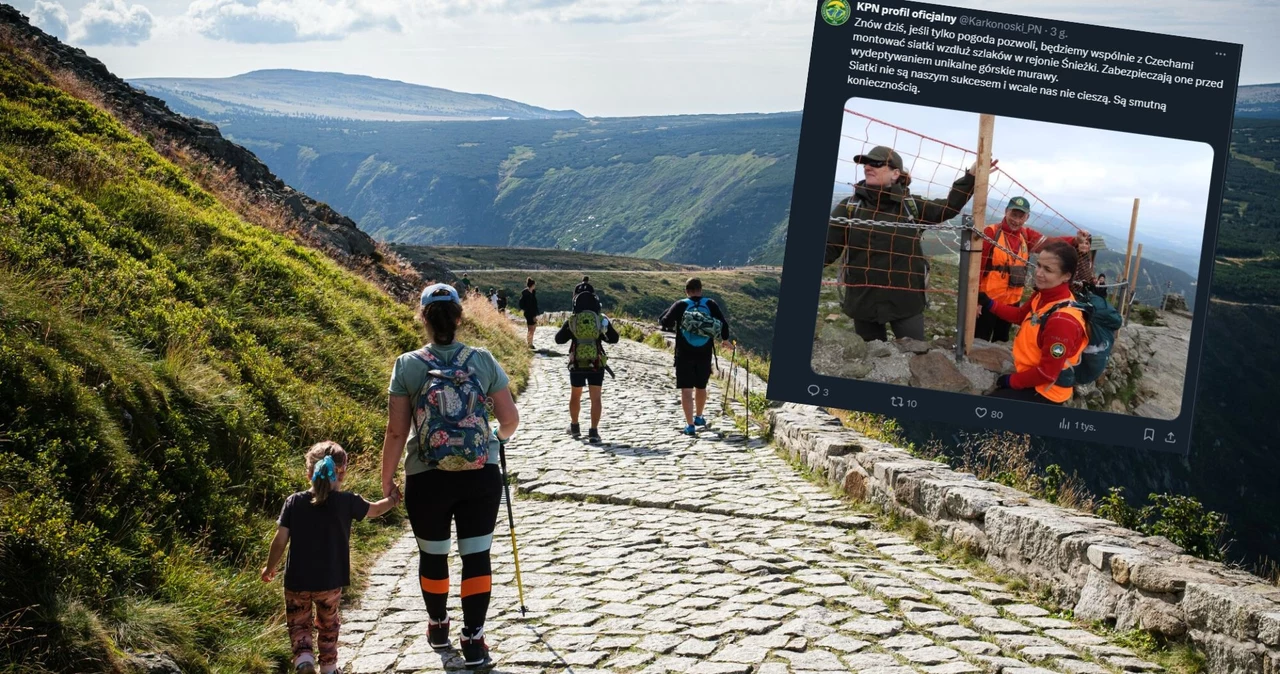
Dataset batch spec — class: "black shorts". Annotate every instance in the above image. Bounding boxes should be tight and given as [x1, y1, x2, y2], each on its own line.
[675, 357, 713, 390]
[569, 370, 605, 388]
[524, 313, 537, 327]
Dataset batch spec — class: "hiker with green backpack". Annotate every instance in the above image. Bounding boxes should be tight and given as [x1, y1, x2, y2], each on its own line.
[554, 287, 620, 444]
[660, 277, 732, 436]
[825, 146, 995, 342]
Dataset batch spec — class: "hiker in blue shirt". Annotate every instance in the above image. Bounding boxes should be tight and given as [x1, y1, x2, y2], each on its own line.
[554, 288, 620, 444]
[660, 277, 732, 436]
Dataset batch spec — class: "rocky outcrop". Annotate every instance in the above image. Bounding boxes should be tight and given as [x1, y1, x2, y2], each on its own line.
[0, 4, 420, 301]
[1073, 311, 1191, 420]
[812, 326, 1002, 395]
[814, 312, 1190, 420]
[764, 402, 1280, 674]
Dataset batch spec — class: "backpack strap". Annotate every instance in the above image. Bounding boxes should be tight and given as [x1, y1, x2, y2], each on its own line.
[1034, 300, 1090, 349]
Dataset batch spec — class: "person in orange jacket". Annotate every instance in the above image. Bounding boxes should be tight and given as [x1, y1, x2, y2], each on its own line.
[976, 196, 1084, 342]
[977, 240, 1087, 405]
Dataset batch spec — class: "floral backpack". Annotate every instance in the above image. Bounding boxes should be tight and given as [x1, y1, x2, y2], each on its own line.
[409, 346, 490, 471]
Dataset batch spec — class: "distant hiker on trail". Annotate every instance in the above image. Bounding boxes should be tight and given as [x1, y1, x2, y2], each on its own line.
[574, 275, 594, 297]
[379, 283, 521, 668]
[659, 277, 731, 436]
[977, 240, 1087, 406]
[555, 288, 620, 444]
[262, 441, 401, 674]
[489, 288, 500, 310]
[518, 277, 540, 349]
[458, 273, 472, 295]
[496, 288, 508, 312]
[826, 146, 993, 343]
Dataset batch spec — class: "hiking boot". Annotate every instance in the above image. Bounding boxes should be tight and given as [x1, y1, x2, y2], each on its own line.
[693, 415, 707, 427]
[460, 626, 493, 668]
[295, 662, 316, 674]
[568, 423, 581, 438]
[587, 428, 602, 444]
[427, 617, 451, 651]
[682, 424, 697, 436]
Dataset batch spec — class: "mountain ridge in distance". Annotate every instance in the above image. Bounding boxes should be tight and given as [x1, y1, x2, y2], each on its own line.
[129, 68, 585, 122]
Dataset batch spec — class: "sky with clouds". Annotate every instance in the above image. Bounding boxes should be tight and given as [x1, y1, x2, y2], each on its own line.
[833, 98, 1215, 252]
[19, 0, 1280, 118]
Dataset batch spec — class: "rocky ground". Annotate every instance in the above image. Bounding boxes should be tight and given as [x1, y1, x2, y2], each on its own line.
[812, 307, 1191, 421]
[333, 329, 1166, 673]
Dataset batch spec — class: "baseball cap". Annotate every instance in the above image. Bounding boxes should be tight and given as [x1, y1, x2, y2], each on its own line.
[420, 283, 461, 306]
[1007, 196, 1031, 213]
[853, 146, 904, 170]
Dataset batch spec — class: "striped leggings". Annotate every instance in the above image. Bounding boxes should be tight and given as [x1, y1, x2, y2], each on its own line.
[405, 466, 503, 629]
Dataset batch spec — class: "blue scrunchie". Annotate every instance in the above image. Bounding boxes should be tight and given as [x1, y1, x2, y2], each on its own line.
[313, 455, 337, 483]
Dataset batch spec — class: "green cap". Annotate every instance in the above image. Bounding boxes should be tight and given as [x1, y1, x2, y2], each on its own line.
[1006, 196, 1031, 213]
[853, 146, 904, 171]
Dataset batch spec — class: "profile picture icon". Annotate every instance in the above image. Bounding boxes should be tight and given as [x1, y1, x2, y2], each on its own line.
[821, 0, 851, 26]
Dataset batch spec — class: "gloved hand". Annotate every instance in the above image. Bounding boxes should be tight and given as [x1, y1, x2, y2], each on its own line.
[995, 374, 1012, 389]
[977, 292, 993, 312]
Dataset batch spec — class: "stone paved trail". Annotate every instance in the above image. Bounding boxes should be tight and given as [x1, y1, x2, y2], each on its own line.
[342, 329, 1161, 674]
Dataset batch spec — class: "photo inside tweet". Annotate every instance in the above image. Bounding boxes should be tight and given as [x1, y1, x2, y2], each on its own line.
[769, 0, 1243, 453]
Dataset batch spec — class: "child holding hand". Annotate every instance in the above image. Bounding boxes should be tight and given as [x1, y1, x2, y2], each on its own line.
[262, 441, 401, 674]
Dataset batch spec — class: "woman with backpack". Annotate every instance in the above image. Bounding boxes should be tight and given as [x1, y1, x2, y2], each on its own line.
[379, 283, 521, 668]
[554, 289, 620, 444]
[518, 277, 539, 349]
[977, 240, 1088, 405]
[825, 146, 995, 342]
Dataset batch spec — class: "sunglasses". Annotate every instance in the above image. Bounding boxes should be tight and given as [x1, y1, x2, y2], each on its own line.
[860, 159, 889, 168]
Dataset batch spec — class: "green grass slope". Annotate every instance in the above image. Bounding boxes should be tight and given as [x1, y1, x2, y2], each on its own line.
[392, 244, 700, 273]
[0, 43, 530, 673]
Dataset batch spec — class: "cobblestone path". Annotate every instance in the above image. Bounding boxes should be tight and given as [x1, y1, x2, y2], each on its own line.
[340, 329, 1161, 674]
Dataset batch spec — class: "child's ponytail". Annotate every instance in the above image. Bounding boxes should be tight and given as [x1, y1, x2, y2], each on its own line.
[305, 441, 347, 505]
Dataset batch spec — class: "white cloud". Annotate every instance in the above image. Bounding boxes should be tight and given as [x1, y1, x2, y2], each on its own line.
[29, 0, 71, 40]
[184, 0, 403, 43]
[72, 0, 155, 45]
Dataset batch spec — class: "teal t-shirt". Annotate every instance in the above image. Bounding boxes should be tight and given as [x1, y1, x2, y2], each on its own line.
[388, 342, 510, 475]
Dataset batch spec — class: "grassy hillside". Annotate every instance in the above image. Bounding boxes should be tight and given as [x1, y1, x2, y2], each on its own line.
[130, 70, 584, 122]
[392, 244, 701, 273]
[1215, 118, 1280, 305]
[157, 112, 800, 266]
[0, 41, 528, 673]
[1094, 250, 1197, 306]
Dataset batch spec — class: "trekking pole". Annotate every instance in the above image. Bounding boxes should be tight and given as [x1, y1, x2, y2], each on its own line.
[724, 341, 737, 416]
[743, 342, 750, 441]
[496, 439, 528, 616]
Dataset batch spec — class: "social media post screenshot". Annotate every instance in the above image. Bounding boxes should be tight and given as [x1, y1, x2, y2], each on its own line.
[769, 0, 1243, 453]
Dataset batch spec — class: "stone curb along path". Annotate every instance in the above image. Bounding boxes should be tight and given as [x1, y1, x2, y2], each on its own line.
[341, 327, 1228, 674]
[766, 409, 1280, 674]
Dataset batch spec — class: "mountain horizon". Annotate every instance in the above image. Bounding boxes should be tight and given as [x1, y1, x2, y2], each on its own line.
[129, 68, 586, 122]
